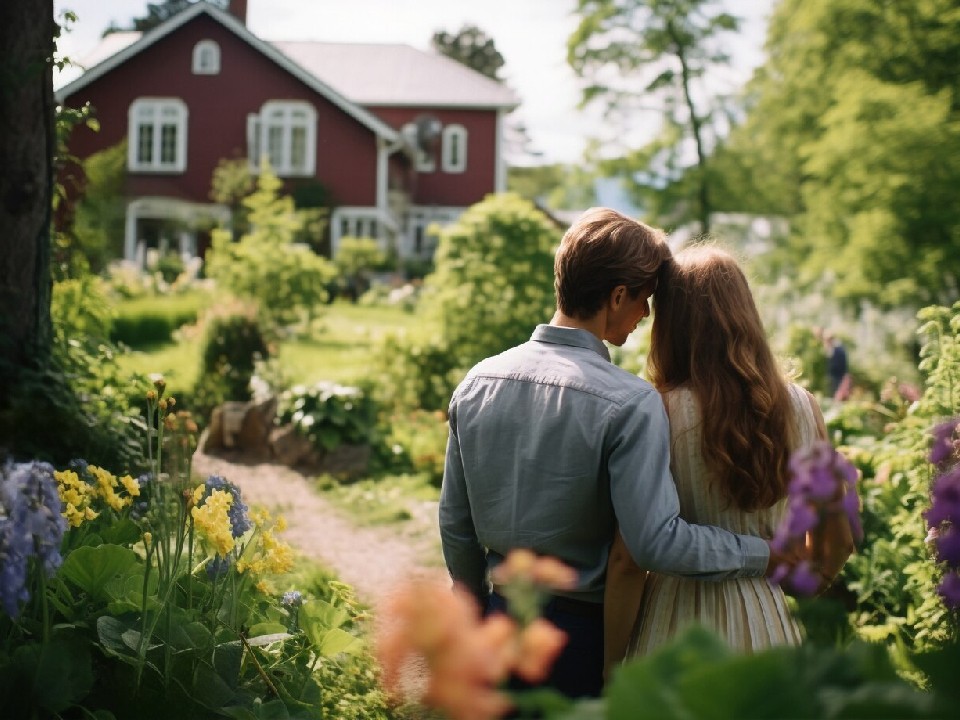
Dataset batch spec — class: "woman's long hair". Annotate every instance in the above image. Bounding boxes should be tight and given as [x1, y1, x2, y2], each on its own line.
[647, 245, 797, 510]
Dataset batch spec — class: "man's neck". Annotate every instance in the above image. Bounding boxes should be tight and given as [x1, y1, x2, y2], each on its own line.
[550, 310, 606, 342]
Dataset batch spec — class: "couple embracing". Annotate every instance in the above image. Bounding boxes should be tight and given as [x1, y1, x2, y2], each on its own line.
[438, 207, 855, 699]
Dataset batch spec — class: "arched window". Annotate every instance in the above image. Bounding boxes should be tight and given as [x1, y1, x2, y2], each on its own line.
[192, 40, 221, 75]
[128, 98, 188, 172]
[248, 101, 317, 176]
[441, 124, 467, 173]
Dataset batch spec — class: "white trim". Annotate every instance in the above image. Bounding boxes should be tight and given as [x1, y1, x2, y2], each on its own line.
[124, 196, 230, 265]
[441, 124, 467, 174]
[256, 100, 316, 176]
[55, 1, 400, 144]
[127, 98, 188, 173]
[192, 39, 221, 74]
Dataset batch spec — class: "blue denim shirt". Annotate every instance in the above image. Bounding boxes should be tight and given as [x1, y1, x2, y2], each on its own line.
[439, 324, 769, 603]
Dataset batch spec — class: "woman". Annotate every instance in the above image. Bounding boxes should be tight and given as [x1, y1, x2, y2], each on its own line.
[604, 246, 854, 670]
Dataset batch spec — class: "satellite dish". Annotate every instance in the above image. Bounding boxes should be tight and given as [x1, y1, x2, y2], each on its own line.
[414, 114, 442, 154]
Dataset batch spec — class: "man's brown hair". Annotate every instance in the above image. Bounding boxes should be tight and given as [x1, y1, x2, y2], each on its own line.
[554, 207, 671, 319]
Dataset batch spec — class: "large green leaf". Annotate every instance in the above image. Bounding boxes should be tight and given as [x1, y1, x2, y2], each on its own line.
[60, 544, 138, 601]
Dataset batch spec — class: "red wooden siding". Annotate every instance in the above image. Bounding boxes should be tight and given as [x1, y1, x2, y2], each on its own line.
[62, 14, 380, 207]
[369, 107, 498, 207]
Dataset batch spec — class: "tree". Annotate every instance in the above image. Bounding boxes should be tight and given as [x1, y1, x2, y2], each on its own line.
[567, 0, 741, 233]
[128, 0, 228, 32]
[431, 25, 505, 81]
[727, 0, 960, 307]
[0, 0, 56, 403]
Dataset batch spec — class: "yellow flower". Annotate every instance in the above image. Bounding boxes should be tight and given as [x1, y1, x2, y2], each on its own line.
[143, 532, 153, 548]
[119, 474, 140, 497]
[191, 489, 235, 556]
[55, 469, 98, 527]
[275, 515, 288, 532]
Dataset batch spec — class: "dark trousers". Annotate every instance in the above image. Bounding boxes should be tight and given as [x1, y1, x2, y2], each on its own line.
[486, 591, 604, 701]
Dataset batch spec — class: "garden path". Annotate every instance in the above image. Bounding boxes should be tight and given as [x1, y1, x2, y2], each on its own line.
[191, 449, 446, 604]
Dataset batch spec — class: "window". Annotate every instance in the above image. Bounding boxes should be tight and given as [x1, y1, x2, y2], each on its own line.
[192, 40, 220, 74]
[441, 124, 467, 173]
[248, 101, 316, 176]
[128, 99, 187, 172]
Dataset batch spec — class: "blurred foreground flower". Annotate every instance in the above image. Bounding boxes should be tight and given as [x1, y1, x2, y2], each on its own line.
[0, 462, 66, 618]
[771, 442, 862, 595]
[926, 417, 960, 609]
[375, 552, 574, 720]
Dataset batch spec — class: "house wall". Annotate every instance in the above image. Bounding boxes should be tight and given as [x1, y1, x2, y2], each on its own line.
[369, 107, 497, 207]
[62, 14, 379, 207]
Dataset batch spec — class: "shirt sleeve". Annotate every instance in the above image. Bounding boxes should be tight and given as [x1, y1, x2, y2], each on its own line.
[609, 390, 769, 579]
[438, 398, 489, 599]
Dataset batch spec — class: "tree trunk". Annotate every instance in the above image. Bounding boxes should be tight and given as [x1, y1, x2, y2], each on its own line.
[0, 0, 55, 398]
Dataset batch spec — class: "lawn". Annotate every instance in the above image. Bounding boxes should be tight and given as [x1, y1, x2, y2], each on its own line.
[115, 299, 430, 395]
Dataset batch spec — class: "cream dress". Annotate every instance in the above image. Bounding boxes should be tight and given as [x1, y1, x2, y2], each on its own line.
[625, 383, 818, 656]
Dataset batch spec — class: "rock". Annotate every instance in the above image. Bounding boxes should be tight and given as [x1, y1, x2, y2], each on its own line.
[220, 401, 249, 449]
[313, 443, 371, 479]
[236, 396, 277, 455]
[199, 405, 225, 453]
[270, 425, 314, 467]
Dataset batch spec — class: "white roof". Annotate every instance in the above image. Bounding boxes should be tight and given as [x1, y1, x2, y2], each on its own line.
[272, 41, 519, 109]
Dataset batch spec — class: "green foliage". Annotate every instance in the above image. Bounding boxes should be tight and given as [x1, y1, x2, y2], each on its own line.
[109, 290, 210, 347]
[205, 162, 337, 327]
[191, 304, 270, 424]
[507, 163, 599, 210]
[68, 141, 127, 275]
[333, 236, 387, 300]
[432, 24, 505, 81]
[839, 301, 960, 653]
[376, 410, 449, 487]
[0, 274, 147, 471]
[726, 0, 960, 308]
[424, 192, 558, 370]
[372, 331, 460, 414]
[276, 381, 379, 453]
[567, 0, 741, 232]
[0, 393, 388, 718]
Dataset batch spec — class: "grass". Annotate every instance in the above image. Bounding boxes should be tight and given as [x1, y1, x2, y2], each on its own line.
[115, 298, 431, 393]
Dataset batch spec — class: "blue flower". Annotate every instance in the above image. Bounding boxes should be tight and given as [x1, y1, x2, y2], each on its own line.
[206, 554, 232, 579]
[0, 461, 67, 619]
[930, 418, 960, 466]
[937, 571, 960, 609]
[201, 476, 251, 538]
[282, 590, 303, 608]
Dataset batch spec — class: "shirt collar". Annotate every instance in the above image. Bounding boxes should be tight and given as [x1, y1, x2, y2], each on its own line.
[531, 324, 611, 363]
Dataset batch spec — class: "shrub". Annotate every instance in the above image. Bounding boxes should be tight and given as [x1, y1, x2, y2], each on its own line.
[372, 333, 460, 413]
[0, 275, 147, 472]
[190, 304, 270, 425]
[109, 290, 209, 347]
[276, 381, 379, 452]
[377, 410, 449, 487]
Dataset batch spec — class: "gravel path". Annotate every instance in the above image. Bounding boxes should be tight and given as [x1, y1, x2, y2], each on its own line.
[191, 449, 445, 603]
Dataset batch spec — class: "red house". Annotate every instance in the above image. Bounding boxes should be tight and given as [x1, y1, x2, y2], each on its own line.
[55, 0, 519, 266]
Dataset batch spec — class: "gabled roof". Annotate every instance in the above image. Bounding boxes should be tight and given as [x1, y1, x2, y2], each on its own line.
[54, 1, 399, 142]
[272, 42, 519, 110]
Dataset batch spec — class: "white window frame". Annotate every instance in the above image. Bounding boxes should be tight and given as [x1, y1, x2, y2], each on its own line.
[441, 124, 467, 173]
[128, 98, 188, 173]
[247, 101, 317, 176]
[192, 40, 221, 75]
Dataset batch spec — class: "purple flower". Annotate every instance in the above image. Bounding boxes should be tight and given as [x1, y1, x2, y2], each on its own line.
[0, 462, 67, 619]
[789, 560, 821, 596]
[926, 467, 960, 528]
[937, 571, 960, 609]
[930, 419, 960, 466]
[282, 590, 303, 608]
[785, 499, 820, 537]
[936, 527, 960, 566]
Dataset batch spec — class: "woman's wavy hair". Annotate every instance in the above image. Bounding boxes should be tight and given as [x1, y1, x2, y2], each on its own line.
[647, 245, 797, 510]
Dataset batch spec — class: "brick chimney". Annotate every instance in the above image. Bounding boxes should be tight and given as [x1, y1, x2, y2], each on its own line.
[228, 0, 248, 25]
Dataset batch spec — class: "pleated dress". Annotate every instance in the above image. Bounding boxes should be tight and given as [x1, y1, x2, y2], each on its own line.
[625, 383, 818, 656]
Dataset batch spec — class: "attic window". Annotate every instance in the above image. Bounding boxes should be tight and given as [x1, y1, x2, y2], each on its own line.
[128, 98, 188, 173]
[441, 124, 467, 173]
[192, 40, 220, 75]
[248, 101, 317, 176]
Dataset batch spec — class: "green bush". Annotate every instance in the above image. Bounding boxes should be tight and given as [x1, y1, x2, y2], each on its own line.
[378, 409, 449, 487]
[0, 274, 147, 472]
[372, 334, 460, 413]
[109, 290, 209, 347]
[190, 305, 270, 425]
[276, 381, 379, 452]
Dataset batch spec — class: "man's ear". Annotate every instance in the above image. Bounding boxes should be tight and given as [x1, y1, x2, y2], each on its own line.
[610, 284, 627, 310]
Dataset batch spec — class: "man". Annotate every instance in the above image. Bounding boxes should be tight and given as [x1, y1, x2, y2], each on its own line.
[823, 332, 851, 401]
[439, 207, 784, 699]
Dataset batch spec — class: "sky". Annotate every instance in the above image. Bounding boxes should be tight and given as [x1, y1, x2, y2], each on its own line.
[53, 0, 775, 165]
